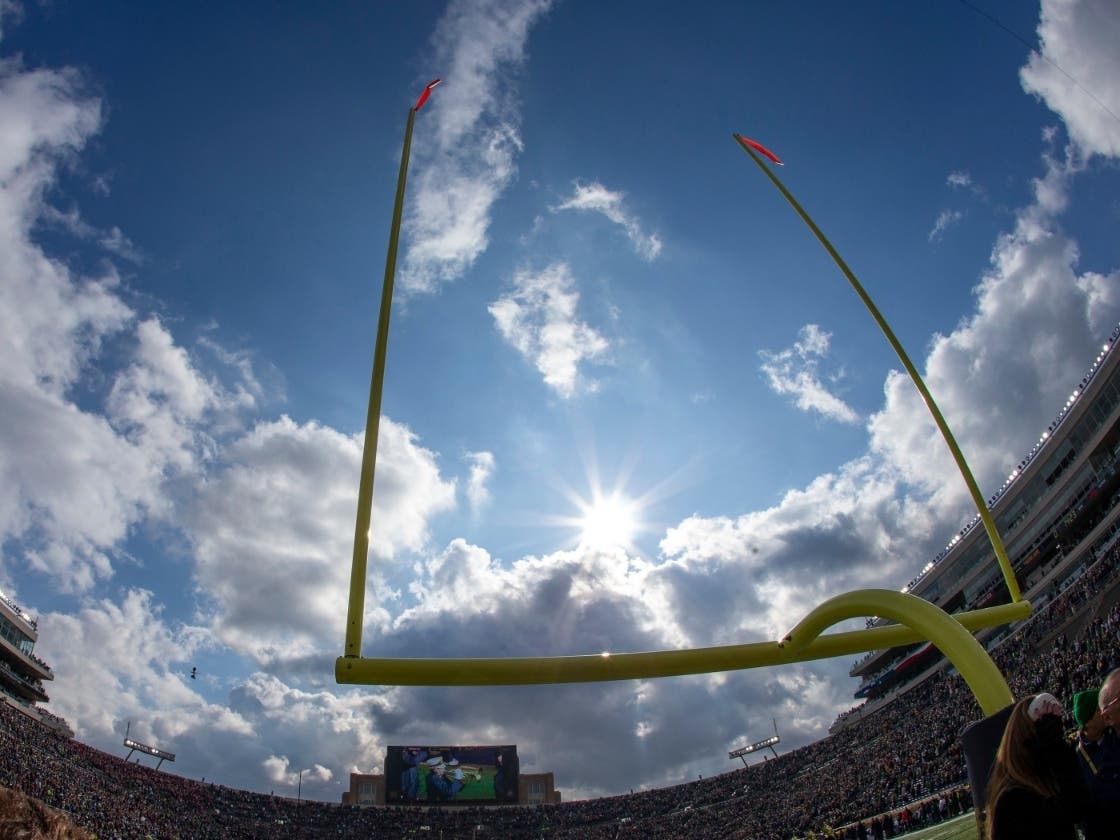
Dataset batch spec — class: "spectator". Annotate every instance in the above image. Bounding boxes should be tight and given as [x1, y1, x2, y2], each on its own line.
[985, 694, 1088, 840]
[0, 786, 93, 839]
[1075, 683, 1120, 839]
[1099, 669, 1120, 730]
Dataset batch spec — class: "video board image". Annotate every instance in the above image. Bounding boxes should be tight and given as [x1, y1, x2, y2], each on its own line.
[385, 745, 519, 804]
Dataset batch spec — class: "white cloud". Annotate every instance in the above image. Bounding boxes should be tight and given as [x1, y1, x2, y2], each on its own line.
[0, 3, 22, 42]
[229, 673, 385, 795]
[1020, 0, 1120, 159]
[658, 457, 909, 641]
[553, 181, 663, 261]
[37, 206, 143, 264]
[0, 63, 118, 396]
[947, 171, 972, 188]
[196, 333, 268, 414]
[399, 0, 554, 293]
[1, 312, 267, 593]
[928, 208, 964, 242]
[2, 384, 150, 591]
[394, 540, 657, 647]
[99, 225, 143, 263]
[869, 143, 1120, 518]
[465, 450, 496, 512]
[36, 589, 241, 745]
[758, 324, 860, 424]
[263, 754, 333, 786]
[187, 415, 456, 663]
[106, 318, 221, 474]
[489, 262, 610, 397]
[0, 53, 268, 595]
[38, 591, 386, 801]
[406, 538, 510, 617]
[0, 58, 155, 591]
[0, 58, 100, 190]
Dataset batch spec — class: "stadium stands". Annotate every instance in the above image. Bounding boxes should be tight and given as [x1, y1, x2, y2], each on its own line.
[854, 325, 1120, 705]
[3, 543, 1118, 838]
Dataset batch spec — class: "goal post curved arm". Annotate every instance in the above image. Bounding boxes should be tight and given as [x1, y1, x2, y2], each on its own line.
[779, 589, 1015, 715]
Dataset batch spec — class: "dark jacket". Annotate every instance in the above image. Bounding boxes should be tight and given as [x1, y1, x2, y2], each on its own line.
[989, 717, 1089, 840]
[1075, 727, 1120, 840]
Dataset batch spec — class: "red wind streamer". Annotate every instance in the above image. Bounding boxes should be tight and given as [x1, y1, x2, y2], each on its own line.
[414, 78, 442, 111]
[736, 134, 783, 165]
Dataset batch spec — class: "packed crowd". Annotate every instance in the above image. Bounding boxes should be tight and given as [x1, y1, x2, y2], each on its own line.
[2, 548, 1118, 839]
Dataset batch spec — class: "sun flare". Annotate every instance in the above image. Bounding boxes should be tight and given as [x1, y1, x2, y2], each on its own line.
[576, 492, 640, 551]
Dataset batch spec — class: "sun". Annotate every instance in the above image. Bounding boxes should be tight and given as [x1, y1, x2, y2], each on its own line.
[576, 492, 640, 552]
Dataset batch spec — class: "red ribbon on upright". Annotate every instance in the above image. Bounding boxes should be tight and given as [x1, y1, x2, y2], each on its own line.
[414, 79, 442, 111]
[736, 134, 783, 165]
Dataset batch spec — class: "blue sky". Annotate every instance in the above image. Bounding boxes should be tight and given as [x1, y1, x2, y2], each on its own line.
[1, 0, 1119, 800]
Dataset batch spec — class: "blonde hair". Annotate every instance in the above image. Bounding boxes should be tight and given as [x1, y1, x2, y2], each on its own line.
[0, 785, 94, 840]
[984, 697, 1061, 839]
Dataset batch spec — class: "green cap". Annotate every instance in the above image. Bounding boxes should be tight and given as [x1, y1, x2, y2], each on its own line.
[1072, 689, 1100, 728]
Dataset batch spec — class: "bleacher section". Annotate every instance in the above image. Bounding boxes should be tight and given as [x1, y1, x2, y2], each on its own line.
[2, 546, 1117, 839]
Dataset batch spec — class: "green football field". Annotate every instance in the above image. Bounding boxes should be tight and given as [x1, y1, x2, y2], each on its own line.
[904, 813, 979, 840]
[419, 765, 498, 801]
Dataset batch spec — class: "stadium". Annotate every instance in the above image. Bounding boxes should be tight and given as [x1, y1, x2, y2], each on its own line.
[4, 329, 1120, 838]
[4, 3, 1120, 838]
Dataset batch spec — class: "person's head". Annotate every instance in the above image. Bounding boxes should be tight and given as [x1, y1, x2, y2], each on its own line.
[1072, 689, 1105, 739]
[1099, 669, 1120, 729]
[985, 696, 1062, 837]
[1084, 706, 1108, 741]
[0, 786, 94, 839]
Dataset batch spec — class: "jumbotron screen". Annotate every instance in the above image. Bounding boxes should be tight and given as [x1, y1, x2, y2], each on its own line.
[385, 745, 519, 805]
